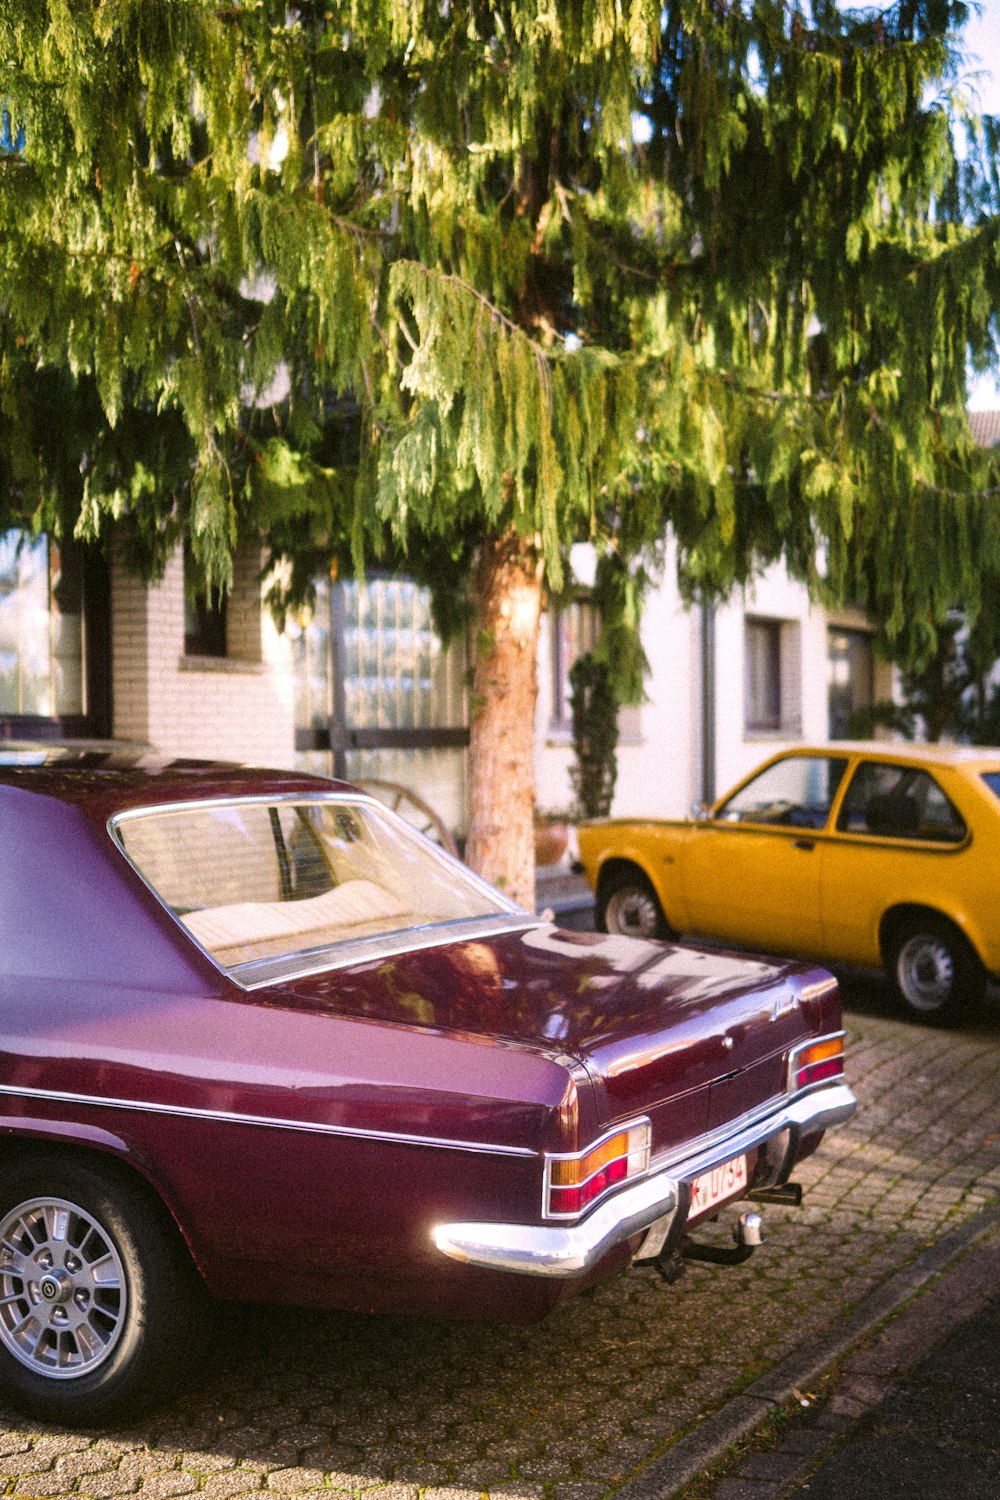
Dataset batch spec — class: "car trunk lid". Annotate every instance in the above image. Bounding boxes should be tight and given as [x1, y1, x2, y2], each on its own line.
[272, 925, 835, 1154]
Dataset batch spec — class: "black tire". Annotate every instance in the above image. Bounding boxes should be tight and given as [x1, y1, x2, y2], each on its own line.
[597, 867, 672, 940]
[885, 915, 986, 1023]
[0, 1154, 209, 1425]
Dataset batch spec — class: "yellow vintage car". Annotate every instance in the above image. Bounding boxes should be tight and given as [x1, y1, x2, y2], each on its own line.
[577, 744, 1000, 1021]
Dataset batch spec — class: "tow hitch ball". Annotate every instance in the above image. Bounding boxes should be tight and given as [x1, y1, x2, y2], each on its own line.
[680, 1209, 765, 1268]
[654, 1209, 765, 1279]
[651, 1179, 802, 1281]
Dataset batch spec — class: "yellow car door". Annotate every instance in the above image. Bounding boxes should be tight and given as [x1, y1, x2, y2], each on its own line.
[819, 758, 971, 969]
[681, 753, 851, 955]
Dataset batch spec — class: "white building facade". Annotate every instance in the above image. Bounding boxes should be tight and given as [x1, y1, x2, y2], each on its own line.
[3, 528, 890, 842]
[535, 545, 892, 823]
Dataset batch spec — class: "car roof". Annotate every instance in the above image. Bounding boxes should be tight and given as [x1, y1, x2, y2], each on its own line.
[0, 742, 356, 821]
[788, 741, 1000, 769]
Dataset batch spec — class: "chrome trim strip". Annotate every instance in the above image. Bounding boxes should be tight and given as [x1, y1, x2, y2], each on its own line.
[642, 1067, 839, 1180]
[432, 1081, 857, 1277]
[662, 1082, 856, 1187]
[234, 916, 541, 989]
[0, 1084, 537, 1160]
[799, 977, 840, 1004]
[107, 793, 526, 990]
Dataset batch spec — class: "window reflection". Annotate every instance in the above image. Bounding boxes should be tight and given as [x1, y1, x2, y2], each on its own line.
[718, 756, 848, 829]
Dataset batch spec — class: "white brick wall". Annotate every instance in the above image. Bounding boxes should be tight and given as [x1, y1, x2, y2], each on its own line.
[110, 540, 891, 812]
[111, 545, 296, 767]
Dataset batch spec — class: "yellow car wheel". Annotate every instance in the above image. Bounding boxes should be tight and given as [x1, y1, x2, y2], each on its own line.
[886, 915, 985, 1022]
[597, 867, 672, 941]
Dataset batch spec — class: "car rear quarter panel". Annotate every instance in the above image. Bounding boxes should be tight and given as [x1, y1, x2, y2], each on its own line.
[0, 790, 591, 1320]
[0, 972, 586, 1321]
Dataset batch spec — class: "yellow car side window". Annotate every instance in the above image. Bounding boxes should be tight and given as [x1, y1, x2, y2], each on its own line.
[836, 763, 966, 843]
[718, 756, 848, 829]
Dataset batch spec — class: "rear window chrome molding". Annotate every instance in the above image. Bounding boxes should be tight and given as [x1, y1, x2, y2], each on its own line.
[0, 1082, 538, 1160]
[107, 792, 527, 988]
[433, 1079, 857, 1278]
[231, 915, 541, 989]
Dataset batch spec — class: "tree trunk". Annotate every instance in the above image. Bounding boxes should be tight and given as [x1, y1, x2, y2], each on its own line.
[465, 529, 544, 911]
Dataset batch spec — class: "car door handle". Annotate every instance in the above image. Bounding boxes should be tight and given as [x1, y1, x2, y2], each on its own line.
[792, 838, 815, 851]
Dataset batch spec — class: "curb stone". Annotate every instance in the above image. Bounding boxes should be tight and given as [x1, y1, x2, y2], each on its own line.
[613, 1198, 1000, 1500]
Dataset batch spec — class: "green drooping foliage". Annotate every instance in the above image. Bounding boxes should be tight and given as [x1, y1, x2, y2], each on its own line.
[849, 609, 1000, 742]
[568, 652, 619, 819]
[1, 0, 999, 655]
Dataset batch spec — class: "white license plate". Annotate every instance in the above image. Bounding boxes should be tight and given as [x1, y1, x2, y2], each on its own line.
[689, 1154, 748, 1216]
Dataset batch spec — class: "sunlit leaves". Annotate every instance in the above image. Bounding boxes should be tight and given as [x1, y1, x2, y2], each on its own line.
[0, 0, 998, 665]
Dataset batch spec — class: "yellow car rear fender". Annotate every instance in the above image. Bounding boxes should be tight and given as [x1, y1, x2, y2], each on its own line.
[878, 901, 992, 979]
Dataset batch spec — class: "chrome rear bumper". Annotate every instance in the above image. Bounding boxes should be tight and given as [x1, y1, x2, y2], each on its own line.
[432, 1082, 856, 1278]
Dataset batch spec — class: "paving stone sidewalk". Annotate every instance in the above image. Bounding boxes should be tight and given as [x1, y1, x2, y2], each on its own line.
[2, 993, 999, 1500]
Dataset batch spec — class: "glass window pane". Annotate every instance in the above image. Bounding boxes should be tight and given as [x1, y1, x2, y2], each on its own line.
[289, 578, 332, 733]
[291, 577, 469, 834]
[719, 756, 849, 828]
[550, 599, 599, 727]
[0, 531, 84, 718]
[117, 797, 510, 970]
[828, 628, 874, 739]
[837, 763, 966, 842]
[745, 619, 782, 730]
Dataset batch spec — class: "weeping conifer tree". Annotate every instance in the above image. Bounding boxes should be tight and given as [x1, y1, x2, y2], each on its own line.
[1, 0, 999, 905]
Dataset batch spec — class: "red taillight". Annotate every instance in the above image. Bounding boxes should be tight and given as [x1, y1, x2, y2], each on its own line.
[791, 1035, 845, 1091]
[544, 1122, 651, 1219]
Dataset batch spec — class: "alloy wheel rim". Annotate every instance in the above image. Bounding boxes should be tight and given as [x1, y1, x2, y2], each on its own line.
[897, 934, 955, 1012]
[605, 886, 659, 938]
[0, 1196, 127, 1379]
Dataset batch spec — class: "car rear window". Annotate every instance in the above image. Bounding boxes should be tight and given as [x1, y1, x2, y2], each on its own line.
[982, 772, 1000, 801]
[113, 796, 518, 974]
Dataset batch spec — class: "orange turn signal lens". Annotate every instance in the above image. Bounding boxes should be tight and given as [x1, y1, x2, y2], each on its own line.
[550, 1131, 633, 1187]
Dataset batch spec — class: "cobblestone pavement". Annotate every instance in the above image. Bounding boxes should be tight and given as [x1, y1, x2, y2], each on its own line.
[2, 978, 999, 1500]
[691, 1203, 1000, 1500]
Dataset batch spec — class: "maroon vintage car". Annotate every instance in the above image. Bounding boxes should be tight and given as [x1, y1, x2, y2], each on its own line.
[0, 750, 856, 1423]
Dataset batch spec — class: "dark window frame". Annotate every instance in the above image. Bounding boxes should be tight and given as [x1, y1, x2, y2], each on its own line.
[183, 544, 228, 659]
